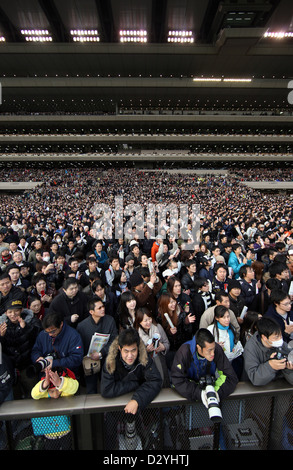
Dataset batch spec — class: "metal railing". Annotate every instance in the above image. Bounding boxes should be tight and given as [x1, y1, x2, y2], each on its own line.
[0, 380, 293, 451]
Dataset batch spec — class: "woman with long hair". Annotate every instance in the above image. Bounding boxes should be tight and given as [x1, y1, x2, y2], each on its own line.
[134, 307, 170, 386]
[117, 290, 137, 331]
[207, 305, 244, 380]
[157, 292, 193, 367]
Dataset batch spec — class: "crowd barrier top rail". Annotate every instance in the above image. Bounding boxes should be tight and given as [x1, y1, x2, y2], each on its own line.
[0, 380, 292, 421]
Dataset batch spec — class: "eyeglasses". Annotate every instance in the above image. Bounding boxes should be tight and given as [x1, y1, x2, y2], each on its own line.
[280, 302, 291, 307]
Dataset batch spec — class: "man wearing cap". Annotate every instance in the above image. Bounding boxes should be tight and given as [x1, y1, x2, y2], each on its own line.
[0, 298, 41, 398]
[130, 270, 162, 316]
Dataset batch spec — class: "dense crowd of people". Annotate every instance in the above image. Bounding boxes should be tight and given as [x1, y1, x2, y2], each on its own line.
[1, 164, 293, 446]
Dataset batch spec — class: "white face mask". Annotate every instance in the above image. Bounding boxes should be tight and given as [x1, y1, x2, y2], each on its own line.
[271, 338, 283, 348]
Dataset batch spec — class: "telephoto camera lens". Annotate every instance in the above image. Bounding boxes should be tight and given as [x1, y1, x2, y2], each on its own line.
[26, 357, 51, 378]
[205, 384, 222, 423]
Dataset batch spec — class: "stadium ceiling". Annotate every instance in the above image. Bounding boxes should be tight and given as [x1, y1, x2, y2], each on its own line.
[0, 0, 293, 111]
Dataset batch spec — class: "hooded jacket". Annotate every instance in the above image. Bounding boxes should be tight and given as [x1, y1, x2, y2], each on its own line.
[243, 331, 293, 386]
[0, 309, 41, 370]
[100, 337, 162, 411]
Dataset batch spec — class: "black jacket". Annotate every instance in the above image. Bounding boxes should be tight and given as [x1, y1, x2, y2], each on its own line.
[100, 337, 162, 411]
[49, 289, 89, 328]
[171, 339, 238, 402]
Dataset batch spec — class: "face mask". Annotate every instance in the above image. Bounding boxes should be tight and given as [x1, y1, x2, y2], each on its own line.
[271, 338, 283, 348]
[43, 256, 50, 262]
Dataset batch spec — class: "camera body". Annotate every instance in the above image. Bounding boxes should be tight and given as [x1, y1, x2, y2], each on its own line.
[199, 374, 222, 423]
[26, 355, 53, 378]
[275, 347, 288, 361]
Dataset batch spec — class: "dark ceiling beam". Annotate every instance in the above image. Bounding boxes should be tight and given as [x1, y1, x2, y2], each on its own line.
[38, 0, 71, 42]
[94, 0, 116, 42]
[198, 0, 221, 43]
[0, 6, 25, 42]
[150, 0, 168, 43]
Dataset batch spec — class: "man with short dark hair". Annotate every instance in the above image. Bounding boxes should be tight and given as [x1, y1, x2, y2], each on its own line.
[77, 296, 117, 394]
[49, 278, 89, 328]
[31, 311, 84, 376]
[243, 316, 293, 386]
[0, 272, 26, 315]
[101, 328, 162, 414]
[171, 328, 238, 403]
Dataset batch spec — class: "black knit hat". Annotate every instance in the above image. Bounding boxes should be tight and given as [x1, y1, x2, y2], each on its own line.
[129, 271, 144, 288]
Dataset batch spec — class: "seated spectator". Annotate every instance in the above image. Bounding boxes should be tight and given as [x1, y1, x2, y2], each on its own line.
[31, 311, 84, 377]
[134, 307, 170, 387]
[243, 317, 293, 386]
[100, 328, 162, 414]
[77, 296, 117, 394]
[49, 278, 89, 329]
[264, 289, 293, 343]
[171, 328, 238, 404]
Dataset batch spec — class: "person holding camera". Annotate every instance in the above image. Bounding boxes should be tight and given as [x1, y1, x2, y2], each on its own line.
[30, 311, 84, 378]
[171, 328, 238, 410]
[243, 316, 293, 386]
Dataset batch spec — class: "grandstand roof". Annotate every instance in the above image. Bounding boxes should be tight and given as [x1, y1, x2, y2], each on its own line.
[0, 0, 292, 111]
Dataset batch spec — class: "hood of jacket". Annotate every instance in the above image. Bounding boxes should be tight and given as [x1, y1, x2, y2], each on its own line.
[105, 336, 148, 375]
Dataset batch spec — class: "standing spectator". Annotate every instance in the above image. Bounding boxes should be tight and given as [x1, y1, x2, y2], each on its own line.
[77, 296, 117, 394]
[49, 278, 89, 329]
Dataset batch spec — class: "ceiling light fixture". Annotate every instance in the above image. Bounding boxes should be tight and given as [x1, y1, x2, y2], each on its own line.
[70, 29, 100, 42]
[264, 31, 293, 38]
[193, 78, 221, 82]
[21, 29, 52, 42]
[168, 30, 194, 43]
[119, 30, 147, 43]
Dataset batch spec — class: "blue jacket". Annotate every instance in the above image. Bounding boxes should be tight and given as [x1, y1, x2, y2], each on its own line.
[171, 335, 238, 402]
[31, 321, 84, 374]
[228, 252, 252, 279]
[264, 303, 293, 343]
